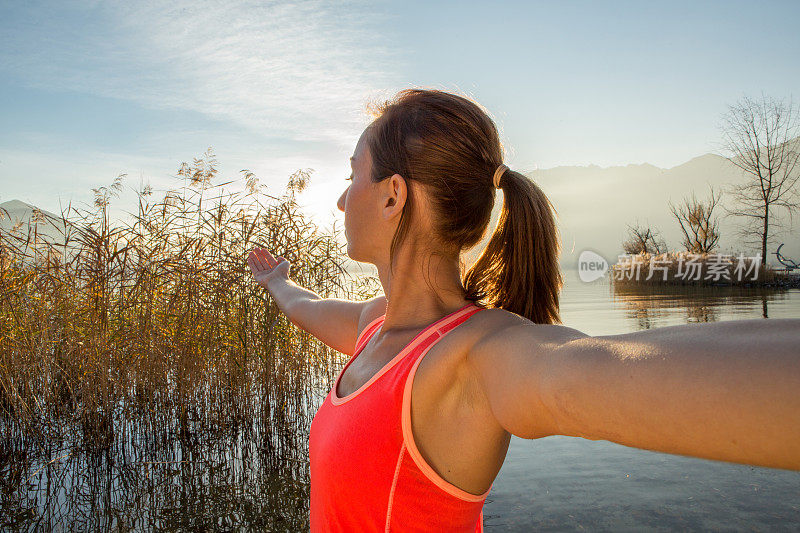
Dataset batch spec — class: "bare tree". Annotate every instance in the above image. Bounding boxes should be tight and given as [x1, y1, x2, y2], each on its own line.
[719, 94, 800, 265]
[622, 222, 667, 255]
[668, 184, 723, 253]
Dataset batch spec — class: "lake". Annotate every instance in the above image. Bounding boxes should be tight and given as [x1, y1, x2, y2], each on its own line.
[483, 270, 800, 531]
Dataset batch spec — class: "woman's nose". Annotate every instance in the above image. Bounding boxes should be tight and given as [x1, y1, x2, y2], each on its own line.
[337, 188, 347, 212]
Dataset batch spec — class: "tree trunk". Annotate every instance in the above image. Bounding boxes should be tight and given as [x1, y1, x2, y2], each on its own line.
[761, 205, 769, 266]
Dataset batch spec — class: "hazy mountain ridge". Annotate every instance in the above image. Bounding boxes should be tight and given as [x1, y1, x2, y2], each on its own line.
[465, 151, 798, 271]
[0, 199, 76, 259]
[1, 199, 63, 222]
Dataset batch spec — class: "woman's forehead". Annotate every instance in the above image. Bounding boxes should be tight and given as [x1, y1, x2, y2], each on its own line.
[352, 130, 371, 161]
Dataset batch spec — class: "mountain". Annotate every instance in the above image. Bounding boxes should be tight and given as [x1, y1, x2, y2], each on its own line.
[0, 199, 77, 260]
[463, 152, 799, 272]
[1, 199, 62, 221]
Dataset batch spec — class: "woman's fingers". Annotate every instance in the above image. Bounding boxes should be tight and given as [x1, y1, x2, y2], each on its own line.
[261, 249, 277, 268]
[250, 248, 279, 271]
[247, 251, 263, 272]
[248, 249, 290, 288]
[253, 249, 267, 269]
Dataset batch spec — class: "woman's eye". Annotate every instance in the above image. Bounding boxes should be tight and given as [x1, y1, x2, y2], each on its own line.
[347, 175, 353, 181]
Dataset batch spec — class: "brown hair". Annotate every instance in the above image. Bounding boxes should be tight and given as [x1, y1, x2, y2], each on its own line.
[366, 88, 562, 325]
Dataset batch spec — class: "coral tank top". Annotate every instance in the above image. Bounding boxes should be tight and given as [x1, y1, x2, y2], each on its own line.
[309, 302, 491, 532]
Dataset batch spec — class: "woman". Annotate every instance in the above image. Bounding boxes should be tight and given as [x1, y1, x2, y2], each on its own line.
[247, 89, 800, 532]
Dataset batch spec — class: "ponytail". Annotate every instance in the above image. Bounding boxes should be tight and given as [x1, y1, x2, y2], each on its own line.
[463, 169, 563, 324]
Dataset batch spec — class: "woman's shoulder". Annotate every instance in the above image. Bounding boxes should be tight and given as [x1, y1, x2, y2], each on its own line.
[461, 307, 529, 357]
[467, 306, 588, 356]
[358, 295, 388, 329]
[471, 306, 530, 328]
[466, 306, 532, 340]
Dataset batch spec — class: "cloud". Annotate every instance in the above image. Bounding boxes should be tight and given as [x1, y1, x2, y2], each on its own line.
[1, 0, 401, 146]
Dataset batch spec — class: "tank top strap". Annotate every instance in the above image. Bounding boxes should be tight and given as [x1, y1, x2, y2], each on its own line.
[354, 314, 386, 355]
[436, 304, 484, 337]
[394, 303, 485, 375]
[417, 303, 483, 350]
[354, 302, 484, 366]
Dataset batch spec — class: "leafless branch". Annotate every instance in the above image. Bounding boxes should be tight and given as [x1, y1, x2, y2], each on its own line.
[717, 93, 800, 264]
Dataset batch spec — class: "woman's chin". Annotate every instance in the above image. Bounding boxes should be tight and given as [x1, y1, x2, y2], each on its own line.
[346, 245, 369, 264]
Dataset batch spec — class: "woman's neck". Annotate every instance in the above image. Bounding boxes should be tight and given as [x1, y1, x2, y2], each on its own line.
[376, 247, 470, 332]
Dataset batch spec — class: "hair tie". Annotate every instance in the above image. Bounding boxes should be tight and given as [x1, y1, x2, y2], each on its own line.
[492, 164, 508, 189]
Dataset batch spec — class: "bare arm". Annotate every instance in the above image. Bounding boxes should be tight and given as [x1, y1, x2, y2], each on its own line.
[468, 313, 800, 470]
[286, 286, 386, 356]
[247, 248, 386, 355]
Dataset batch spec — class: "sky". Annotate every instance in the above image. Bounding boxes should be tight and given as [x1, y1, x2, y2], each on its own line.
[1, 0, 799, 233]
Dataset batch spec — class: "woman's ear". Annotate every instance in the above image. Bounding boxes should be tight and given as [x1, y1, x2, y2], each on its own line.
[382, 173, 407, 219]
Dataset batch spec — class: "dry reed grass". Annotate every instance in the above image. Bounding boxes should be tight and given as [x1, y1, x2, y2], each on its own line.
[0, 149, 379, 529]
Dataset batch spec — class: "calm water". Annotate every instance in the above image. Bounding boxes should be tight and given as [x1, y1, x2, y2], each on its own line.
[483, 271, 800, 531]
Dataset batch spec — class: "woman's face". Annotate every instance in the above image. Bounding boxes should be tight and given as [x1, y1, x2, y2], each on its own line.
[337, 128, 379, 262]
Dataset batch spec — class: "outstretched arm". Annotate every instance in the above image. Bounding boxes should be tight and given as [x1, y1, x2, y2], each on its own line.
[247, 248, 386, 355]
[467, 314, 800, 470]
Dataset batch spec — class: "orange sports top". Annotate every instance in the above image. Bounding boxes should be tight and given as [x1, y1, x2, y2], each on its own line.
[309, 302, 491, 532]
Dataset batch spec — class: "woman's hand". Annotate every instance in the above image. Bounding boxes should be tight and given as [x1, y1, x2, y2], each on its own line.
[247, 248, 291, 290]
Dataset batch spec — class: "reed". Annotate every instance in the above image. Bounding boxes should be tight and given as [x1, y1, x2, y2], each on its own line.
[0, 149, 379, 529]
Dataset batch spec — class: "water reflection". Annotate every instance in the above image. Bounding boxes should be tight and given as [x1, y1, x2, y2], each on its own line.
[0, 361, 341, 531]
[3, 407, 314, 531]
[611, 281, 790, 326]
[558, 271, 799, 336]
